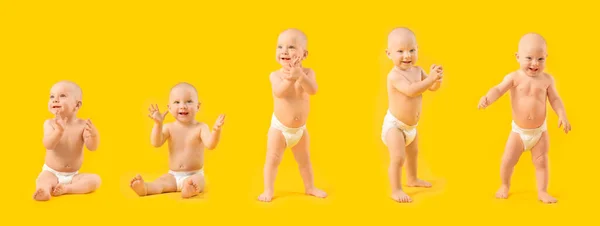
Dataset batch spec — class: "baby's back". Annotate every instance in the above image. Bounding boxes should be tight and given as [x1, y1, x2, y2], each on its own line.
[45, 118, 87, 173]
[166, 122, 205, 171]
[509, 71, 552, 128]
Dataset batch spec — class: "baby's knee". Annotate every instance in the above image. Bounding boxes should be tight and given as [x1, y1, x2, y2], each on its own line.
[88, 174, 102, 189]
[389, 154, 406, 166]
[266, 152, 283, 165]
[532, 154, 548, 168]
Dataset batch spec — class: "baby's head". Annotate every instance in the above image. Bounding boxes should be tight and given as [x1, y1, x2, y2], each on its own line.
[168, 82, 200, 123]
[386, 27, 418, 70]
[48, 80, 82, 116]
[276, 28, 308, 68]
[516, 33, 548, 76]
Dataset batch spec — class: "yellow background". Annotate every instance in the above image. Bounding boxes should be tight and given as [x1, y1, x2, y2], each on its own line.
[1, 0, 598, 224]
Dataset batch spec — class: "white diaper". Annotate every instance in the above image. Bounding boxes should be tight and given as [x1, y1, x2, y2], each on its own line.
[271, 113, 306, 148]
[169, 169, 204, 191]
[41, 164, 78, 184]
[511, 120, 547, 151]
[381, 110, 418, 147]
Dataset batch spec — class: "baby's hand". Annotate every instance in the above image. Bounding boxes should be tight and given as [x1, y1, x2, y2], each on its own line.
[558, 117, 571, 134]
[52, 109, 67, 131]
[213, 114, 226, 131]
[83, 119, 97, 139]
[286, 56, 303, 80]
[148, 104, 169, 124]
[478, 96, 489, 109]
[430, 64, 443, 79]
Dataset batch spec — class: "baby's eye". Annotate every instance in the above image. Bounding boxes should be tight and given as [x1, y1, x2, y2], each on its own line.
[538, 58, 545, 61]
[187, 100, 193, 103]
[277, 46, 282, 49]
[60, 94, 66, 97]
[289, 46, 295, 49]
[174, 101, 179, 104]
[50, 95, 54, 98]
[397, 50, 403, 53]
[410, 49, 415, 52]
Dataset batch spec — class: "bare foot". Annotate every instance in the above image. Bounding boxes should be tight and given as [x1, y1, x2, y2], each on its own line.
[51, 184, 68, 196]
[495, 185, 509, 199]
[391, 190, 412, 203]
[306, 188, 327, 198]
[33, 188, 51, 201]
[407, 179, 432, 188]
[258, 191, 274, 202]
[538, 192, 557, 204]
[181, 179, 200, 198]
[130, 175, 147, 196]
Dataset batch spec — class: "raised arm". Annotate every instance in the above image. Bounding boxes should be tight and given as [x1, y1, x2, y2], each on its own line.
[297, 68, 318, 95]
[391, 67, 441, 97]
[422, 67, 442, 91]
[150, 122, 170, 147]
[270, 72, 295, 98]
[43, 119, 64, 150]
[148, 104, 170, 147]
[479, 73, 515, 109]
[200, 114, 225, 150]
[83, 119, 99, 151]
[547, 75, 571, 133]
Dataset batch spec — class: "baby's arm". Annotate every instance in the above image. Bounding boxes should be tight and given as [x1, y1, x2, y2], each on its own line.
[42, 119, 63, 150]
[547, 75, 571, 132]
[270, 72, 295, 98]
[479, 73, 515, 108]
[83, 119, 99, 151]
[150, 123, 170, 147]
[200, 122, 222, 150]
[298, 69, 318, 95]
[422, 68, 441, 91]
[392, 71, 439, 97]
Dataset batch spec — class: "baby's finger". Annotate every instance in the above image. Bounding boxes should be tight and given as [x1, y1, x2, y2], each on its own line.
[558, 120, 562, 128]
[162, 110, 169, 117]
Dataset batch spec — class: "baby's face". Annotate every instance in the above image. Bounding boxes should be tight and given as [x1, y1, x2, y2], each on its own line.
[517, 46, 547, 76]
[387, 36, 418, 70]
[48, 83, 80, 115]
[276, 33, 307, 67]
[168, 88, 200, 123]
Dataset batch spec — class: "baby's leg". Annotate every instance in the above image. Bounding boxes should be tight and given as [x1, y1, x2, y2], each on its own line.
[52, 173, 101, 196]
[530, 132, 556, 204]
[496, 132, 524, 199]
[385, 128, 411, 203]
[291, 129, 327, 198]
[258, 127, 286, 202]
[404, 134, 431, 188]
[181, 173, 205, 198]
[130, 173, 177, 196]
[33, 171, 58, 201]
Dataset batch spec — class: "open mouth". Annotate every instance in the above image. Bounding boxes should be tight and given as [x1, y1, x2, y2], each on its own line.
[528, 67, 539, 72]
[402, 61, 412, 64]
[281, 57, 291, 61]
[52, 106, 61, 109]
[178, 112, 189, 116]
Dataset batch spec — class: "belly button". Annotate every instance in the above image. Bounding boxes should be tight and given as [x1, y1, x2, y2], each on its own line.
[179, 165, 184, 169]
[294, 117, 299, 121]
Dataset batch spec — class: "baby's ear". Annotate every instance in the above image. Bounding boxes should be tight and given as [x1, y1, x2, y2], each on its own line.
[385, 49, 391, 58]
[303, 50, 308, 59]
[76, 101, 82, 108]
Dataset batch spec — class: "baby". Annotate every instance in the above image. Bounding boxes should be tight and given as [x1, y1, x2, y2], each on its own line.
[382, 27, 443, 203]
[478, 33, 571, 204]
[130, 82, 225, 198]
[33, 81, 102, 201]
[257, 28, 327, 202]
